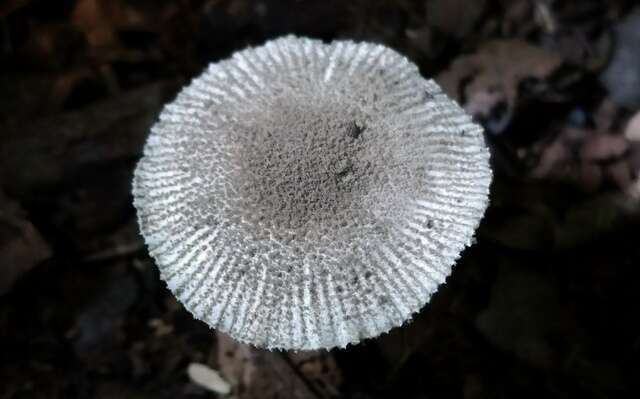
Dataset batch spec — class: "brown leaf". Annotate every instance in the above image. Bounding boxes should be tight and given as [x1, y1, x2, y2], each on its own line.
[215, 333, 322, 399]
[530, 115, 634, 192]
[436, 40, 563, 134]
[289, 351, 342, 398]
[531, 136, 570, 178]
[580, 133, 629, 161]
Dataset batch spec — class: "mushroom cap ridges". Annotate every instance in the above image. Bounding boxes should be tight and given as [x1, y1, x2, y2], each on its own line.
[133, 35, 491, 350]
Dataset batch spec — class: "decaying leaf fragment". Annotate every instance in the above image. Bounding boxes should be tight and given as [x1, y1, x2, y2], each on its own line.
[437, 39, 564, 135]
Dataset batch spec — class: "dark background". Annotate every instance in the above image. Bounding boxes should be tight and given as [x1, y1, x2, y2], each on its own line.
[2, 0, 640, 398]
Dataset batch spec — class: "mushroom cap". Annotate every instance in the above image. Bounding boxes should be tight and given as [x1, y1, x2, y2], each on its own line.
[133, 35, 491, 350]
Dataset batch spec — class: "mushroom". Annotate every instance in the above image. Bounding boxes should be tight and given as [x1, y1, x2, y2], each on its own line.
[133, 35, 491, 350]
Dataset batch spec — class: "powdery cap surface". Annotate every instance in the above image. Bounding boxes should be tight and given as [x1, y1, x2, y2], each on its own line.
[133, 35, 492, 350]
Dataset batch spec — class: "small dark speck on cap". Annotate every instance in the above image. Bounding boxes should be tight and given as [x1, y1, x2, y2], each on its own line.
[346, 121, 365, 139]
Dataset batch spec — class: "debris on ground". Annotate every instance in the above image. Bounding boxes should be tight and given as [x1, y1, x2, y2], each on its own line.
[187, 363, 232, 396]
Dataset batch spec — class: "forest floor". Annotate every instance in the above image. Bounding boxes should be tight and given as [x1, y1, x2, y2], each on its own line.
[2, 1, 640, 398]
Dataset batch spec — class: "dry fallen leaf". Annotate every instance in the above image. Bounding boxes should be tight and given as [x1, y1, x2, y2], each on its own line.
[436, 39, 564, 135]
[580, 133, 629, 161]
[531, 126, 634, 192]
[215, 333, 321, 399]
[289, 352, 342, 398]
[530, 101, 638, 192]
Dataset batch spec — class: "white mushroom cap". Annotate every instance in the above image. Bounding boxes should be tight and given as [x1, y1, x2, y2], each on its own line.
[133, 35, 491, 350]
